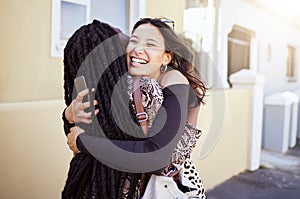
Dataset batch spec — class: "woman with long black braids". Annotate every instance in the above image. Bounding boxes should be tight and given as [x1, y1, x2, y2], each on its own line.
[62, 20, 143, 198]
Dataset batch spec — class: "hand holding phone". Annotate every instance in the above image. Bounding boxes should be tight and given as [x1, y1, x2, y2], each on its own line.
[74, 76, 90, 103]
[73, 76, 99, 123]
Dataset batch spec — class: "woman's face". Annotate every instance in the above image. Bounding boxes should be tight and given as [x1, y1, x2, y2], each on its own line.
[126, 23, 170, 80]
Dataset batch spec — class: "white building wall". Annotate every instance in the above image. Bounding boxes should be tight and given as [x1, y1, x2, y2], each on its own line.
[220, 0, 300, 96]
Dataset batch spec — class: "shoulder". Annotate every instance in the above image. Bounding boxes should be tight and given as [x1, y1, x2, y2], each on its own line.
[159, 69, 189, 88]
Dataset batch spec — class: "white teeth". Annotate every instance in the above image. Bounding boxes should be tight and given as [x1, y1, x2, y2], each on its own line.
[131, 57, 147, 64]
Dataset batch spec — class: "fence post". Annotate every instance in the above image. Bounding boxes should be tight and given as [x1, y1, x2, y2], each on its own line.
[229, 69, 265, 171]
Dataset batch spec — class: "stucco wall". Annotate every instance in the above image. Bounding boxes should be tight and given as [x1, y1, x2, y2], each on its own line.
[192, 89, 251, 190]
[0, 0, 63, 102]
[145, 0, 185, 33]
[0, 100, 72, 199]
[0, 1, 67, 197]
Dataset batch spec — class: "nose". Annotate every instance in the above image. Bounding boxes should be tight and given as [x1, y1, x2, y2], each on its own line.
[133, 44, 145, 54]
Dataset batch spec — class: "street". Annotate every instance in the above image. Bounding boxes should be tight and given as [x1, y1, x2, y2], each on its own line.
[206, 140, 300, 199]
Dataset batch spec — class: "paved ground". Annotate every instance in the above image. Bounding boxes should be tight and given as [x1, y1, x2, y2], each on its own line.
[206, 140, 300, 199]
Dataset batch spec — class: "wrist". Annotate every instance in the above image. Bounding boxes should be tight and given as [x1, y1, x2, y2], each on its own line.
[76, 133, 88, 153]
[65, 104, 74, 123]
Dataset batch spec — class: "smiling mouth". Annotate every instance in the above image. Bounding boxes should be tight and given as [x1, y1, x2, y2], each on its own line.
[130, 57, 148, 65]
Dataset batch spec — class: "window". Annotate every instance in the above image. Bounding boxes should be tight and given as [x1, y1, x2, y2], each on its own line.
[51, 0, 142, 58]
[186, 0, 208, 8]
[51, 0, 91, 58]
[286, 45, 296, 82]
[227, 25, 255, 77]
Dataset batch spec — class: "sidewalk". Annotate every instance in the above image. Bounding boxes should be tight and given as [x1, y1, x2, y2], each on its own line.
[206, 140, 300, 199]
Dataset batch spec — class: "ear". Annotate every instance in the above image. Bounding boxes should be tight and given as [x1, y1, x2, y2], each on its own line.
[163, 52, 172, 65]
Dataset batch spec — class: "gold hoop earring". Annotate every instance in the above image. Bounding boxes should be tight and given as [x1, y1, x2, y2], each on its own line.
[160, 64, 167, 73]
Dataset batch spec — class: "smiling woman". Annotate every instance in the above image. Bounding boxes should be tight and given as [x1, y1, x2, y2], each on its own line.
[126, 23, 172, 80]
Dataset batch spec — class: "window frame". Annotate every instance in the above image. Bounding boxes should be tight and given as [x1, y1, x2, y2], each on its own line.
[51, 0, 144, 58]
[286, 45, 296, 82]
[51, 0, 91, 58]
[227, 25, 256, 78]
[128, 0, 145, 30]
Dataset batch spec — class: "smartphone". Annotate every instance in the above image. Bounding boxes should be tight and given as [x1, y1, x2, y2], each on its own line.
[74, 76, 90, 103]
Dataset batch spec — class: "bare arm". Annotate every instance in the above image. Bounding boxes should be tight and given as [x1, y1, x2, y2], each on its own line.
[187, 105, 200, 126]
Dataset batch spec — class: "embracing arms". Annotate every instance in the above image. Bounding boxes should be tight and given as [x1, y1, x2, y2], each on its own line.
[74, 84, 188, 172]
[62, 70, 201, 172]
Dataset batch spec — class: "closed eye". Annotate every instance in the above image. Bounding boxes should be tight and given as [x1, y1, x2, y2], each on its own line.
[129, 38, 138, 43]
[146, 43, 156, 47]
[129, 35, 139, 43]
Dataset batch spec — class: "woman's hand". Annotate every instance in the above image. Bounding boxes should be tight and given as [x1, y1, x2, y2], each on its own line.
[67, 126, 84, 155]
[65, 89, 99, 124]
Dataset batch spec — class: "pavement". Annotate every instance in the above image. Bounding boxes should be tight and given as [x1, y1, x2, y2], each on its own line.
[206, 139, 300, 199]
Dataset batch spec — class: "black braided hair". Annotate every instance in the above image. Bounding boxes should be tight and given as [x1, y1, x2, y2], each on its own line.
[62, 20, 142, 199]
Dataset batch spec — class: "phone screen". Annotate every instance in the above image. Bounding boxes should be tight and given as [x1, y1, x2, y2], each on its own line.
[74, 76, 90, 103]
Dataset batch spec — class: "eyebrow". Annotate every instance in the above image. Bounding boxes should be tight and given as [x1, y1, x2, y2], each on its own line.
[130, 35, 159, 44]
[129, 35, 138, 39]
